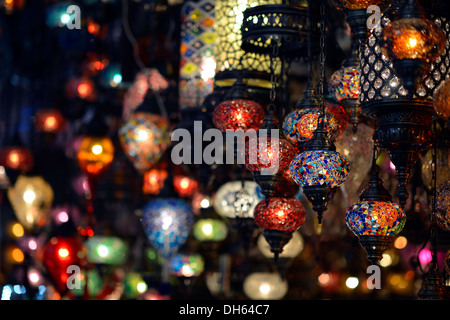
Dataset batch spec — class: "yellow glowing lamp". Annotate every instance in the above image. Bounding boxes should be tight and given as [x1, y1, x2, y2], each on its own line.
[76, 136, 115, 177]
[7, 175, 54, 231]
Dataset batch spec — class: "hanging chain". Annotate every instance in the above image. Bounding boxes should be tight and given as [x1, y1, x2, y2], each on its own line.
[318, 0, 327, 118]
[269, 43, 280, 112]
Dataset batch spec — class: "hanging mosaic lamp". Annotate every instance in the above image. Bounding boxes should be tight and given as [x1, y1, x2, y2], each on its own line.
[345, 158, 406, 264]
[283, 85, 344, 152]
[119, 111, 171, 173]
[359, 5, 450, 207]
[289, 120, 350, 223]
[140, 198, 195, 258]
[253, 197, 306, 262]
[245, 108, 298, 198]
[212, 77, 265, 132]
[381, 0, 446, 95]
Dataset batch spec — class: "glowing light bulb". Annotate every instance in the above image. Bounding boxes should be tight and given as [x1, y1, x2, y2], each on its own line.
[44, 116, 57, 130]
[136, 281, 147, 293]
[408, 36, 418, 48]
[179, 178, 190, 190]
[91, 144, 103, 155]
[60, 13, 70, 24]
[11, 223, 24, 238]
[9, 152, 19, 164]
[201, 223, 213, 235]
[346, 277, 359, 289]
[136, 129, 149, 142]
[28, 239, 37, 251]
[58, 248, 70, 259]
[259, 283, 271, 295]
[318, 273, 330, 286]
[23, 190, 36, 204]
[57, 211, 69, 223]
[97, 245, 109, 258]
[11, 248, 24, 263]
[394, 236, 407, 249]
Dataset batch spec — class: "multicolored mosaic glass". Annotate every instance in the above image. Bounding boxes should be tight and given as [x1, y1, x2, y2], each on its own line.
[345, 200, 406, 236]
[179, 0, 216, 109]
[289, 150, 350, 188]
[436, 180, 450, 232]
[212, 99, 265, 132]
[254, 197, 306, 233]
[170, 254, 205, 277]
[433, 78, 450, 119]
[244, 136, 296, 175]
[85, 236, 127, 265]
[119, 112, 171, 173]
[140, 199, 194, 258]
[283, 109, 341, 148]
[329, 66, 360, 102]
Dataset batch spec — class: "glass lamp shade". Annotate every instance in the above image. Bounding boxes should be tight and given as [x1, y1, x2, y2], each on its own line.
[43, 236, 85, 294]
[140, 198, 195, 258]
[244, 136, 296, 175]
[283, 109, 342, 149]
[142, 168, 168, 195]
[119, 112, 171, 173]
[0, 146, 34, 172]
[382, 17, 446, 63]
[76, 135, 114, 177]
[436, 180, 450, 231]
[7, 175, 54, 231]
[243, 272, 288, 300]
[254, 197, 306, 233]
[192, 218, 228, 242]
[170, 253, 205, 277]
[329, 66, 361, 102]
[213, 180, 264, 219]
[212, 99, 265, 132]
[35, 109, 66, 133]
[257, 230, 304, 259]
[289, 150, 350, 188]
[433, 78, 450, 119]
[173, 175, 198, 198]
[85, 236, 127, 265]
[345, 200, 406, 237]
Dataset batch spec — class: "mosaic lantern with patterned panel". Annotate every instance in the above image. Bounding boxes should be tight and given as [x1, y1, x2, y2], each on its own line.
[179, 0, 216, 109]
[359, 11, 450, 207]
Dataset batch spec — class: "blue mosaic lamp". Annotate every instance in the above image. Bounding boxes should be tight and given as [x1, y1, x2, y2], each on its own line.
[289, 119, 350, 224]
[141, 198, 194, 258]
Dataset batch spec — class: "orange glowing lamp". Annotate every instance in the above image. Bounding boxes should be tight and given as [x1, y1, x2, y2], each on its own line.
[35, 109, 66, 133]
[143, 168, 168, 195]
[0, 146, 34, 172]
[76, 136, 114, 177]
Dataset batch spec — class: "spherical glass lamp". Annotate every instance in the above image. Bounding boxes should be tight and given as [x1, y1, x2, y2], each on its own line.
[433, 78, 450, 119]
[140, 198, 194, 258]
[254, 197, 306, 261]
[119, 112, 171, 173]
[7, 175, 54, 231]
[243, 272, 288, 300]
[76, 135, 114, 178]
[381, 0, 446, 94]
[85, 236, 127, 265]
[170, 254, 205, 277]
[193, 218, 228, 242]
[0, 146, 34, 173]
[329, 66, 361, 102]
[35, 109, 66, 133]
[212, 98, 265, 132]
[345, 162, 406, 264]
[213, 180, 263, 219]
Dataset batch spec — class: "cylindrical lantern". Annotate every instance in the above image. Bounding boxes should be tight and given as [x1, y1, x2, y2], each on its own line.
[214, 0, 282, 90]
[179, 0, 216, 109]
